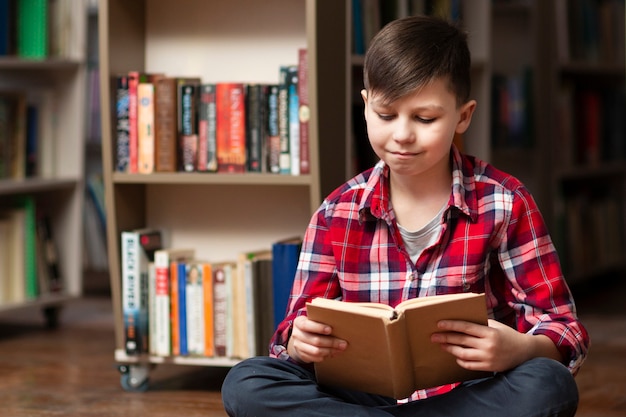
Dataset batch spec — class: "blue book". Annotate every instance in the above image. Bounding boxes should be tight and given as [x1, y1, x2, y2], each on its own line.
[177, 260, 188, 356]
[271, 237, 302, 330]
[0, 0, 10, 56]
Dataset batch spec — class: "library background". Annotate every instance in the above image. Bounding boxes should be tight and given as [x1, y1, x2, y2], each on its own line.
[0, 0, 624, 395]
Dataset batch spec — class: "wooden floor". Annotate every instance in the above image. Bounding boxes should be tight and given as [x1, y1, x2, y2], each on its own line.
[0, 274, 624, 417]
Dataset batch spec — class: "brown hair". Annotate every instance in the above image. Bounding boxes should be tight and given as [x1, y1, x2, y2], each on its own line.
[363, 15, 471, 106]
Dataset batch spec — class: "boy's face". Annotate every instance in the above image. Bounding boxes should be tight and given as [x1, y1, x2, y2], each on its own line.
[362, 78, 475, 180]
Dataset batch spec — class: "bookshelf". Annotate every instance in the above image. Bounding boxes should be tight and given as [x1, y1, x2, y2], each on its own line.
[0, 1, 88, 324]
[98, 0, 347, 390]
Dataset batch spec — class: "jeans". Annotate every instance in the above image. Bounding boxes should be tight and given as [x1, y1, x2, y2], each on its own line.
[221, 356, 579, 417]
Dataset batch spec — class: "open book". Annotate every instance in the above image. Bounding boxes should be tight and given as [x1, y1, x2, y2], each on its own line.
[306, 292, 490, 399]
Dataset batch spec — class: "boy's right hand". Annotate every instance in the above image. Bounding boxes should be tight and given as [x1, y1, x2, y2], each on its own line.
[287, 315, 348, 364]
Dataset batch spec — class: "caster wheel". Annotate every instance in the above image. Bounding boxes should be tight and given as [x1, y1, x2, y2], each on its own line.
[119, 364, 150, 392]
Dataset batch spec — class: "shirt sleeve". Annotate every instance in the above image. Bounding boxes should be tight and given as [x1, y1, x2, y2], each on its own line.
[269, 204, 342, 360]
[497, 185, 590, 374]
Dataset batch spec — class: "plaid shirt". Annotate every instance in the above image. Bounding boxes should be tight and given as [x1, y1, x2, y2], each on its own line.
[270, 146, 589, 401]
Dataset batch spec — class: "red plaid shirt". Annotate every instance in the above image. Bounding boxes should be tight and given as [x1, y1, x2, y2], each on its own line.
[270, 146, 589, 401]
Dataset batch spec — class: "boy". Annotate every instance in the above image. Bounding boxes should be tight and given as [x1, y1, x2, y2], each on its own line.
[222, 15, 589, 417]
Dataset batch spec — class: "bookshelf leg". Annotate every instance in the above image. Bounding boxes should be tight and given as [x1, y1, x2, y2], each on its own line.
[42, 305, 62, 329]
[118, 364, 151, 392]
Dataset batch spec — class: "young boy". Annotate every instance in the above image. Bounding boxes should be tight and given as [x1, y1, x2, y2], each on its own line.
[222, 15, 589, 417]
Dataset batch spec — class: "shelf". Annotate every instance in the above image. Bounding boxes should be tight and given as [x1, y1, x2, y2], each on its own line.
[114, 349, 241, 368]
[0, 57, 82, 71]
[0, 178, 79, 196]
[111, 172, 314, 186]
[0, 292, 78, 314]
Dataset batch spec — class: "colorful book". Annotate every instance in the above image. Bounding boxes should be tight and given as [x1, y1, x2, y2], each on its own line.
[197, 84, 218, 172]
[277, 66, 290, 174]
[186, 261, 206, 356]
[115, 74, 130, 172]
[137, 82, 155, 174]
[245, 84, 266, 173]
[216, 83, 246, 173]
[297, 48, 310, 175]
[178, 82, 199, 172]
[121, 228, 162, 355]
[212, 262, 230, 357]
[271, 236, 302, 330]
[287, 65, 300, 176]
[266, 84, 281, 174]
[16, 0, 48, 59]
[176, 260, 189, 355]
[152, 247, 195, 357]
[127, 71, 141, 173]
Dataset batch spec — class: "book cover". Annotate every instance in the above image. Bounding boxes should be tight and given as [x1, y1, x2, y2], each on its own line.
[121, 228, 162, 355]
[277, 66, 290, 174]
[177, 78, 200, 172]
[212, 262, 230, 357]
[152, 247, 195, 357]
[242, 249, 274, 356]
[245, 84, 265, 173]
[115, 74, 130, 172]
[306, 292, 490, 399]
[287, 65, 300, 176]
[266, 84, 281, 174]
[127, 71, 141, 173]
[177, 260, 189, 355]
[169, 259, 182, 356]
[137, 82, 155, 174]
[197, 84, 218, 172]
[297, 48, 310, 175]
[201, 261, 215, 357]
[216, 83, 246, 173]
[16, 0, 48, 59]
[271, 236, 302, 330]
[186, 260, 207, 356]
[154, 76, 178, 172]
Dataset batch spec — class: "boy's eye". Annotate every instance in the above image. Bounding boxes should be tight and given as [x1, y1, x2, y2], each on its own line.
[416, 116, 435, 124]
[377, 113, 395, 121]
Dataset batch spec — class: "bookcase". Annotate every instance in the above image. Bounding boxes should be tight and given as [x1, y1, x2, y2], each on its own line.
[99, 0, 348, 390]
[0, 0, 87, 325]
[100, 0, 624, 391]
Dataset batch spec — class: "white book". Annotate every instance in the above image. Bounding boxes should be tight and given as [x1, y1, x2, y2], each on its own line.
[152, 248, 195, 357]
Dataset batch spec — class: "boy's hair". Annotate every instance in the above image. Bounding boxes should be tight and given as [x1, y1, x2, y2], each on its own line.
[363, 15, 471, 106]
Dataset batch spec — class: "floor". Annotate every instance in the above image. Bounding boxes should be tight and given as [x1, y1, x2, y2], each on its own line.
[0, 273, 624, 417]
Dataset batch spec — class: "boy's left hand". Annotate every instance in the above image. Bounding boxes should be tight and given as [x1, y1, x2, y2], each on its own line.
[431, 319, 561, 373]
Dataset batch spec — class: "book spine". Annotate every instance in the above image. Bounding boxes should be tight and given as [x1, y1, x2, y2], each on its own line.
[198, 84, 218, 172]
[245, 84, 263, 172]
[212, 263, 228, 357]
[148, 261, 157, 355]
[287, 65, 300, 176]
[216, 83, 246, 173]
[16, 0, 47, 58]
[179, 83, 199, 172]
[127, 71, 140, 173]
[297, 48, 310, 175]
[202, 261, 214, 357]
[170, 260, 181, 356]
[154, 77, 177, 172]
[121, 231, 141, 355]
[177, 260, 188, 355]
[271, 238, 302, 330]
[137, 82, 155, 174]
[115, 75, 130, 172]
[185, 262, 205, 356]
[266, 85, 281, 174]
[153, 252, 171, 356]
[277, 66, 290, 174]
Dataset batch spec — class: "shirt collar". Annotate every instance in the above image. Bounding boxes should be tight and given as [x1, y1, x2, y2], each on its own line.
[358, 145, 478, 223]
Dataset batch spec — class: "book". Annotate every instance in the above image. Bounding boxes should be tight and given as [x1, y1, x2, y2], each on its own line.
[197, 83, 218, 172]
[152, 247, 195, 357]
[211, 261, 231, 357]
[153, 76, 178, 172]
[127, 71, 141, 173]
[114, 74, 130, 172]
[245, 84, 265, 173]
[271, 236, 302, 330]
[216, 82, 246, 173]
[306, 292, 490, 399]
[16, 0, 48, 59]
[287, 65, 300, 176]
[121, 228, 162, 355]
[178, 82, 200, 172]
[137, 81, 155, 174]
[266, 84, 281, 174]
[277, 66, 290, 174]
[297, 48, 310, 175]
[185, 260, 206, 356]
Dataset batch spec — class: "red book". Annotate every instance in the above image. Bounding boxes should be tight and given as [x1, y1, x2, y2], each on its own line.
[216, 83, 246, 173]
[127, 71, 140, 173]
[298, 48, 310, 175]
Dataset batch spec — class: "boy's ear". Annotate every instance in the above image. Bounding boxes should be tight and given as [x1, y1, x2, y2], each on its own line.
[455, 99, 477, 134]
[361, 89, 368, 120]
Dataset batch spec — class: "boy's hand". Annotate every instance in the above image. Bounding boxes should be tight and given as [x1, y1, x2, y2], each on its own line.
[431, 319, 562, 373]
[287, 315, 348, 364]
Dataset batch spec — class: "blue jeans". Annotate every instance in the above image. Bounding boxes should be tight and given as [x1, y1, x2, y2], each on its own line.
[221, 356, 579, 417]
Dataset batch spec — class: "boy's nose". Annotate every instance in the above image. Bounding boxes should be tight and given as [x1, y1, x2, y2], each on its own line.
[392, 119, 415, 143]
